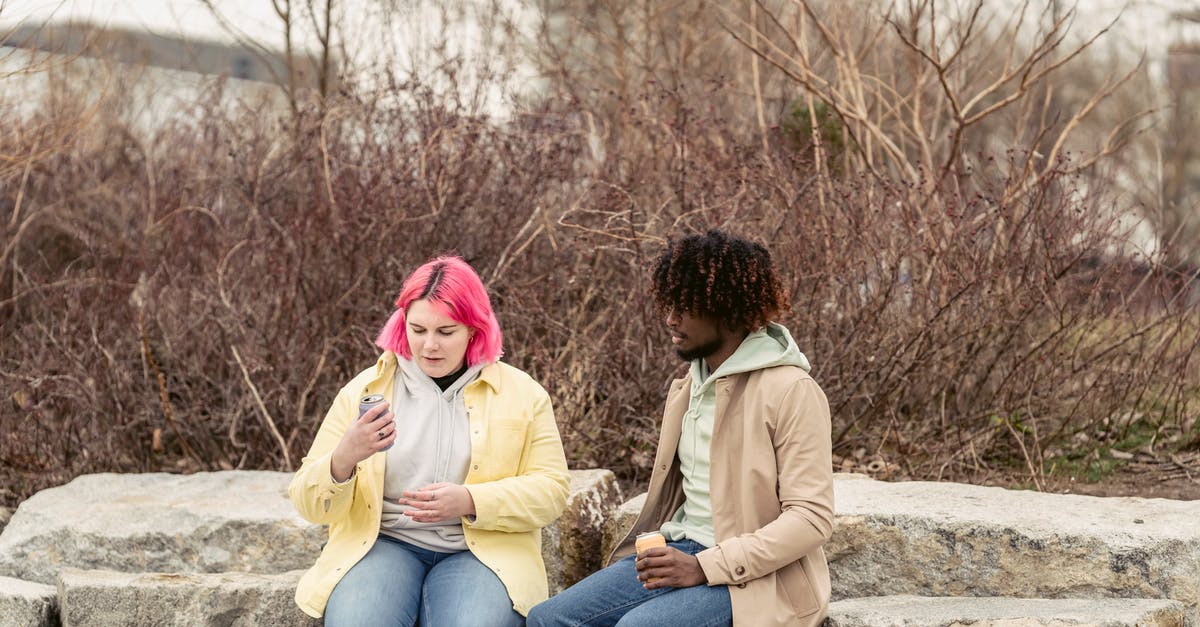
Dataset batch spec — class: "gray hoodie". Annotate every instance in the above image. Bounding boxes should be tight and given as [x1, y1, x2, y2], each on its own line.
[379, 357, 483, 552]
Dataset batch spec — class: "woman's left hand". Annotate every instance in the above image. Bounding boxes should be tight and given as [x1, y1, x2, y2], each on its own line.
[400, 482, 476, 523]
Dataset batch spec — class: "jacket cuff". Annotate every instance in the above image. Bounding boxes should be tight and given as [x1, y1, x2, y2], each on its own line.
[696, 543, 750, 586]
[309, 453, 354, 509]
[462, 484, 497, 529]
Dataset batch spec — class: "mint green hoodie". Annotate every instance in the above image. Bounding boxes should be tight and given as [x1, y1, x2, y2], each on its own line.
[660, 322, 811, 547]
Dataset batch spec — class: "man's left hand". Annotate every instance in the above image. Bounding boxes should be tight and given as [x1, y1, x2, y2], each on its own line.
[635, 546, 707, 589]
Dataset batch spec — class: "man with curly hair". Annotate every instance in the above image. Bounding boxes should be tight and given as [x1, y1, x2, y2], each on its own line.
[528, 229, 834, 627]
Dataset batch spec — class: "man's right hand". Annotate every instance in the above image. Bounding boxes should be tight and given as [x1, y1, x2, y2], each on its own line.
[635, 546, 708, 589]
[330, 402, 395, 482]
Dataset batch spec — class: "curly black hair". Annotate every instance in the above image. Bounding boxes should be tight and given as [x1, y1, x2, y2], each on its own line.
[650, 229, 789, 331]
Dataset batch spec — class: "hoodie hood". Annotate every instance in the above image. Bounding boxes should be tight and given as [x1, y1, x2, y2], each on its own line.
[690, 322, 810, 393]
[395, 354, 483, 398]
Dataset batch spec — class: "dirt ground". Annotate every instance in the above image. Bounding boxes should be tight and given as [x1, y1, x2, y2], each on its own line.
[1042, 471, 1200, 500]
[830, 450, 1200, 501]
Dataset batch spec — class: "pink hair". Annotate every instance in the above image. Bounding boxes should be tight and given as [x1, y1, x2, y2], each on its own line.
[375, 256, 503, 365]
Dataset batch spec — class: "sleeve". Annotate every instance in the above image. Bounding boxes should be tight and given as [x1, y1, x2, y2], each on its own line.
[464, 387, 571, 533]
[287, 381, 361, 525]
[696, 378, 834, 585]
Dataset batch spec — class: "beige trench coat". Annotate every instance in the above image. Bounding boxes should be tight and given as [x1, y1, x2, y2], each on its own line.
[610, 364, 834, 627]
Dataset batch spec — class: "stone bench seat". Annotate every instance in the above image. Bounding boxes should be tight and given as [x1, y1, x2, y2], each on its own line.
[57, 568, 316, 627]
[5, 471, 1200, 625]
[827, 595, 1188, 626]
[829, 475, 1200, 612]
[0, 575, 57, 626]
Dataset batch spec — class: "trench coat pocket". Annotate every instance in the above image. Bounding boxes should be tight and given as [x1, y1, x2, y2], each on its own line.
[777, 561, 820, 618]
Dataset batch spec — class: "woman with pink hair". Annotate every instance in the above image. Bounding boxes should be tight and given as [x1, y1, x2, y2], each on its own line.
[289, 255, 570, 626]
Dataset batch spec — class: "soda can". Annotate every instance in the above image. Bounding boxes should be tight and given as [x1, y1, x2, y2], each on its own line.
[635, 530, 666, 553]
[635, 531, 666, 583]
[359, 394, 391, 450]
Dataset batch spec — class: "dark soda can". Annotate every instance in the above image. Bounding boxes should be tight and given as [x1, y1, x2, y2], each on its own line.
[359, 394, 391, 450]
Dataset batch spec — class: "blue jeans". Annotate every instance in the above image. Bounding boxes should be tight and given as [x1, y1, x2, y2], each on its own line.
[324, 534, 525, 627]
[526, 539, 732, 627]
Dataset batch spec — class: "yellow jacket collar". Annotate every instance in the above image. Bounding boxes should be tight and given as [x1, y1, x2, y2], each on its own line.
[372, 351, 502, 392]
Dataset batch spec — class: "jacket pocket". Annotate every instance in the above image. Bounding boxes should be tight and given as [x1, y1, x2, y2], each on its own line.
[482, 418, 529, 479]
[777, 560, 820, 618]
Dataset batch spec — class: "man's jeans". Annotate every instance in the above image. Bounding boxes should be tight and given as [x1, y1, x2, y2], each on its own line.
[324, 534, 524, 627]
[527, 539, 732, 627]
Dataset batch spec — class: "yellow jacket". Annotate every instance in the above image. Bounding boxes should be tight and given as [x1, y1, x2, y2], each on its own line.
[289, 352, 570, 618]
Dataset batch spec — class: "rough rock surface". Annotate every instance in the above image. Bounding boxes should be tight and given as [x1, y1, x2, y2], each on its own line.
[0, 575, 58, 627]
[601, 492, 647, 562]
[57, 568, 316, 627]
[826, 595, 1187, 626]
[829, 477, 1200, 610]
[0, 468, 629, 596]
[0, 471, 325, 585]
[541, 468, 622, 594]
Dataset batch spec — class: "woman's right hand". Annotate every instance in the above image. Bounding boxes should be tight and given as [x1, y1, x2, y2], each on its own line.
[330, 402, 396, 482]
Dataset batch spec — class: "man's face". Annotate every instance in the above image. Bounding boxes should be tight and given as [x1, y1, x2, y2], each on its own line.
[665, 308, 726, 361]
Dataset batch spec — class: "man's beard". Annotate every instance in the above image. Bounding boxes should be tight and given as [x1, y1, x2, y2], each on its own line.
[675, 336, 724, 362]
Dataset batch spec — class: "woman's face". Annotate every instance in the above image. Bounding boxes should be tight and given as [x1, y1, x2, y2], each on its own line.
[405, 299, 473, 378]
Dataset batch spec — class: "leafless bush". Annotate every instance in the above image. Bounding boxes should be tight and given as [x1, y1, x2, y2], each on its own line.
[1, 1, 1198, 507]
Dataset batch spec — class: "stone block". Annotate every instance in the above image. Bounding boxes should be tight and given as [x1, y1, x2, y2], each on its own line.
[827, 595, 1187, 626]
[57, 568, 316, 627]
[0, 575, 58, 627]
[542, 469, 622, 594]
[829, 476, 1200, 612]
[601, 492, 646, 562]
[0, 471, 325, 585]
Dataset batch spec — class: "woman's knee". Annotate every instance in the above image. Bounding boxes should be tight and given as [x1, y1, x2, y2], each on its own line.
[325, 587, 419, 627]
[424, 598, 524, 627]
[323, 540, 425, 626]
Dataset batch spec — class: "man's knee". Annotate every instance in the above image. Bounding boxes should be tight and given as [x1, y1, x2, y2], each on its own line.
[526, 597, 562, 627]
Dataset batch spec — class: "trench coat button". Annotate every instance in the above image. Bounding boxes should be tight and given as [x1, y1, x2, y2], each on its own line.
[735, 566, 746, 576]
[473, 464, 479, 470]
[736, 583, 746, 589]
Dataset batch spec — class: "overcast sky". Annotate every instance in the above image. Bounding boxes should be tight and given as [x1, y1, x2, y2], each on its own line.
[0, 0, 295, 48]
[2, 0, 1196, 92]
[3, 0, 1196, 53]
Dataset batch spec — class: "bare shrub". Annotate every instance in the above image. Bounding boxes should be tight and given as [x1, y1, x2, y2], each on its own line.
[1, 0, 1198, 507]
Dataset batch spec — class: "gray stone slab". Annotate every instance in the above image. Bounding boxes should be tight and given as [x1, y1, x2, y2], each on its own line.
[0, 575, 58, 627]
[829, 476, 1200, 611]
[0, 471, 326, 585]
[601, 492, 647, 562]
[826, 595, 1187, 626]
[0, 468, 625, 602]
[57, 568, 316, 627]
[542, 468, 622, 594]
